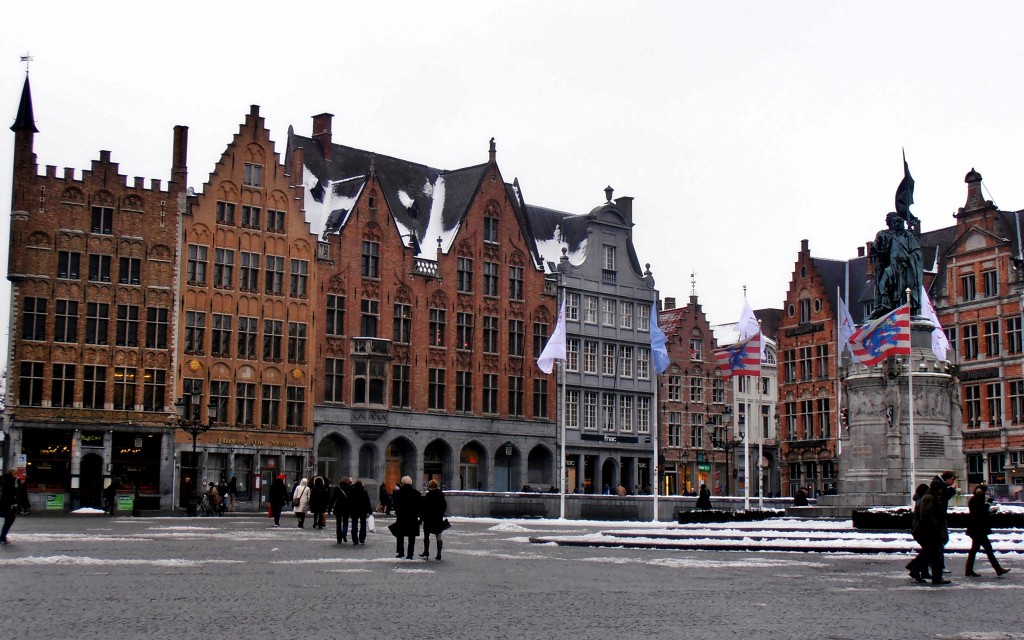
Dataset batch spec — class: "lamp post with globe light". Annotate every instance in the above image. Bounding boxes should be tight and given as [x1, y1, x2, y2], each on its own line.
[175, 388, 217, 516]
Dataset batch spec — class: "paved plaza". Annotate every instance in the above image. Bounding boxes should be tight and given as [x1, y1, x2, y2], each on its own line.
[1, 514, 1023, 640]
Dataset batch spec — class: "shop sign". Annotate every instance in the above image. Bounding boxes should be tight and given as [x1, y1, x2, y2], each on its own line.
[117, 495, 135, 511]
[698, 463, 711, 472]
[46, 494, 64, 510]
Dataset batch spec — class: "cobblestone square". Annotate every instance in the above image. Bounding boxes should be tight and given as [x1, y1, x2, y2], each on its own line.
[1, 514, 1022, 640]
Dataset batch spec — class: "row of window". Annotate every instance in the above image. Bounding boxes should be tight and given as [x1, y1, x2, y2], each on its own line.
[564, 339, 656, 380]
[321, 358, 549, 418]
[563, 291, 652, 330]
[780, 399, 833, 441]
[183, 312, 306, 363]
[780, 345, 831, 384]
[666, 373, 727, 404]
[182, 378, 304, 428]
[945, 318, 1022, 361]
[19, 362, 166, 411]
[22, 298, 168, 348]
[961, 379, 1024, 428]
[960, 269, 1000, 302]
[54, 251, 143, 285]
[325, 295, 551, 357]
[564, 389, 652, 433]
[215, 201, 286, 232]
[455, 257, 525, 299]
[187, 245, 309, 297]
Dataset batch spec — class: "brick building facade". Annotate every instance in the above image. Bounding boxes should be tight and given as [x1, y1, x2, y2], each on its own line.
[176, 105, 318, 508]
[5, 77, 186, 508]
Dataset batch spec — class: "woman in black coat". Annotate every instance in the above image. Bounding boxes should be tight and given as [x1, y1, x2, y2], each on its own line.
[309, 476, 330, 530]
[349, 480, 373, 545]
[391, 476, 421, 559]
[419, 479, 448, 560]
[268, 474, 288, 527]
[915, 479, 952, 585]
[965, 484, 1010, 577]
[1, 470, 18, 544]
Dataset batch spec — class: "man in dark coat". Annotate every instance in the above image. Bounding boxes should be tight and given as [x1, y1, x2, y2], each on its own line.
[349, 480, 373, 545]
[915, 478, 953, 585]
[268, 474, 288, 527]
[1, 469, 18, 544]
[329, 477, 352, 543]
[695, 484, 712, 509]
[391, 476, 421, 559]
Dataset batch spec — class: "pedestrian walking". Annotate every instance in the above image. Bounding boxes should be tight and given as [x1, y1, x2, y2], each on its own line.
[309, 476, 329, 530]
[914, 478, 952, 585]
[292, 478, 311, 528]
[217, 477, 229, 515]
[965, 484, 1011, 578]
[16, 476, 30, 515]
[268, 474, 287, 527]
[378, 482, 392, 515]
[696, 483, 712, 509]
[207, 482, 222, 516]
[419, 479, 448, 560]
[906, 483, 932, 582]
[329, 477, 352, 543]
[349, 480, 372, 545]
[227, 476, 238, 511]
[391, 476, 421, 559]
[104, 477, 120, 515]
[1, 469, 18, 544]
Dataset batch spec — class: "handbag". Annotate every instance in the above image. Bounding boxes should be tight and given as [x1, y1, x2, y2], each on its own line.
[441, 518, 451, 531]
[367, 514, 376, 532]
[388, 521, 401, 537]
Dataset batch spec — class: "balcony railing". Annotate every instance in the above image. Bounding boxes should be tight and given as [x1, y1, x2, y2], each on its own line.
[413, 257, 439, 279]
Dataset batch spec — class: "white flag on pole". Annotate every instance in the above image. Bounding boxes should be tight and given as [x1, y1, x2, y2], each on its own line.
[920, 285, 949, 361]
[736, 298, 765, 359]
[838, 297, 856, 356]
[537, 300, 567, 374]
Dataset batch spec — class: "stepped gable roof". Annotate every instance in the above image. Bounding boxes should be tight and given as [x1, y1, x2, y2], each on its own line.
[292, 130, 488, 259]
[657, 306, 691, 337]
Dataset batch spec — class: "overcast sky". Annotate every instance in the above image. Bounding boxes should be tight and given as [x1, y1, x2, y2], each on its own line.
[3, 2, 1024, 362]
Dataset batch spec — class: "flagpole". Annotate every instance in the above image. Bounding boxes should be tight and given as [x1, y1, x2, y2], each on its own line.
[906, 288, 916, 504]
[559, 356, 567, 520]
[652, 372, 660, 523]
[756, 321, 763, 509]
[836, 285, 843, 464]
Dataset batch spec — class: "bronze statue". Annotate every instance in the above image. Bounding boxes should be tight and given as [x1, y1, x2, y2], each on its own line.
[868, 211, 922, 318]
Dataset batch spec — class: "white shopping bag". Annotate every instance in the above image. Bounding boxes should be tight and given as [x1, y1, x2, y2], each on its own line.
[367, 514, 376, 533]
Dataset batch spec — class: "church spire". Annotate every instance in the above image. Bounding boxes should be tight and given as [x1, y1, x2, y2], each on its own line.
[11, 75, 38, 133]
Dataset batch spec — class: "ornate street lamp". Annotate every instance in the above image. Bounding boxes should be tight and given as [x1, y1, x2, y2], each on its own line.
[174, 389, 217, 515]
[722, 429, 745, 496]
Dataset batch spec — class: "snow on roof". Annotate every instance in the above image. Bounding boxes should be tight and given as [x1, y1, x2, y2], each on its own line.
[302, 167, 364, 238]
[418, 175, 460, 260]
[534, 223, 588, 273]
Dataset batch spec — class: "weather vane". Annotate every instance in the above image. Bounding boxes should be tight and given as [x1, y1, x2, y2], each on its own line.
[20, 53, 33, 75]
[690, 272, 697, 296]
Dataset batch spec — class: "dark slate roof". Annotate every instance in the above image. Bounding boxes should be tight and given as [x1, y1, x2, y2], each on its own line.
[290, 131, 488, 252]
[10, 75, 37, 133]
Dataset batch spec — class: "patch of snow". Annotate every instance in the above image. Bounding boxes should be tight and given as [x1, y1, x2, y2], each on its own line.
[0, 555, 243, 567]
[71, 508, 105, 515]
[488, 523, 531, 532]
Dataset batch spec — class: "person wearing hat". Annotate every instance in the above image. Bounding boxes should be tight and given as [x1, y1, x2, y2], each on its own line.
[965, 483, 1011, 578]
[268, 474, 288, 527]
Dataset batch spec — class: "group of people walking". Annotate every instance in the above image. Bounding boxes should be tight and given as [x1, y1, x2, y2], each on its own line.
[908, 470, 1010, 584]
[263, 474, 448, 560]
[391, 476, 448, 560]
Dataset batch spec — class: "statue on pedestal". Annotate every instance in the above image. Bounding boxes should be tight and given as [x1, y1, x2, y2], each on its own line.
[869, 211, 923, 318]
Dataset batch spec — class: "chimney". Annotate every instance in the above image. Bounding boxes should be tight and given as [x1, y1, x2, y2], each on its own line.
[488, 137, 496, 164]
[664, 297, 676, 310]
[857, 246, 865, 258]
[312, 113, 334, 161]
[171, 125, 188, 189]
[800, 238, 809, 253]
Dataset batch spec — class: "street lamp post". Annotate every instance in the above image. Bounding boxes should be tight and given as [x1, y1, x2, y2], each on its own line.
[721, 430, 745, 496]
[504, 442, 514, 492]
[175, 389, 216, 516]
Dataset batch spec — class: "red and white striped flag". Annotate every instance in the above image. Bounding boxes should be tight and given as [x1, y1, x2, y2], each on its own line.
[848, 303, 911, 367]
[714, 332, 761, 380]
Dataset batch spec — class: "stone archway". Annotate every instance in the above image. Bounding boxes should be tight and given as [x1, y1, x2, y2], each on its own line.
[316, 433, 350, 482]
[459, 442, 486, 491]
[601, 458, 619, 493]
[423, 439, 454, 489]
[527, 445, 554, 489]
[385, 438, 417, 491]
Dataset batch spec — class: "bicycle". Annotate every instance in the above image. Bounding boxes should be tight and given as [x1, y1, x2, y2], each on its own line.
[196, 494, 215, 517]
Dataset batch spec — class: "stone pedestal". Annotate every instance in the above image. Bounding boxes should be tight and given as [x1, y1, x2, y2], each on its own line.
[812, 319, 965, 517]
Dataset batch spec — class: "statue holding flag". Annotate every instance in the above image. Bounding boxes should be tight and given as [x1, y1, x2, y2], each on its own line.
[868, 157, 923, 319]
